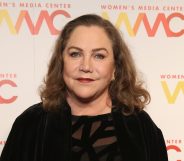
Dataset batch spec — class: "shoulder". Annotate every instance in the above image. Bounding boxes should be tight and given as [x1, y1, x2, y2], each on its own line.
[113, 106, 161, 132]
[128, 109, 163, 138]
[127, 109, 160, 132]
[136, 110, 156, 125]
[0, 103, 47, 161]
[135, 109, 159, 131]
[17, 102, 45, 119]
[19, 102, 45, 117]
[132, 110, 168, 160]
[13, 102, 47, 128]
[113, 106, 168, 160]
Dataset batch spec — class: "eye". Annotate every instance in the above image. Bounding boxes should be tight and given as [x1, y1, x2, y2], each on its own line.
[69, 52, 81, 58]
[94, 53, 105, 59]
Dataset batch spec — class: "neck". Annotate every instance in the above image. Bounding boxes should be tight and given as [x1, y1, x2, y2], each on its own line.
[66, 93, 112, 116]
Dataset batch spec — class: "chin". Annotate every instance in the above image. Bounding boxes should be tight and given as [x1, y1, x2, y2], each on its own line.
[74, 93, 97, 103]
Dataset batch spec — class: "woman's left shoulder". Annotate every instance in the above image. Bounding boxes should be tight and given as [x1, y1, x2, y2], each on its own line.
[135, 109, 155, 122]
[113, 106, 168, 160]
[133, 110, 168, 160]
[135, 109, 158, 127]
[116, 107, 161, 133]
[113, 106, 161, 133]
[130, 109, 164, 138]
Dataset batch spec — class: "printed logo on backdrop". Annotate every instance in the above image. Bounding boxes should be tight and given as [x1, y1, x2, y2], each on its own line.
[100, 4, 184, 37]
[166, 139, 183, 161]
[0, 73, 17, 104]
[161, 74, 184, 104]
[0, 140, 6, 146]
[0, 1, 71, 35]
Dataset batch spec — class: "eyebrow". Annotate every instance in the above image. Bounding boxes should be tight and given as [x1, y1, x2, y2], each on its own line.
[92, 48, 109, 53]
[67, 46, 109, 53]
[67, 46, 82, 51]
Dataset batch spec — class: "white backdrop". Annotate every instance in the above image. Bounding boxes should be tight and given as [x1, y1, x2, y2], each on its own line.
[0, 0, 184, 160]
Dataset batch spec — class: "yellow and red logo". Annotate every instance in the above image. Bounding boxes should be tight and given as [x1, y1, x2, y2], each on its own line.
[0, 74, 17, 104]
[102, 12, 184, 37]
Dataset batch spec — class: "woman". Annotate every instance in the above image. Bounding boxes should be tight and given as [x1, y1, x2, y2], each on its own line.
[0, 14, 168, 161]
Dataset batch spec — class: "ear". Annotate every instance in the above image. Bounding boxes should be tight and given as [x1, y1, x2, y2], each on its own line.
[111, 68, 115, 81]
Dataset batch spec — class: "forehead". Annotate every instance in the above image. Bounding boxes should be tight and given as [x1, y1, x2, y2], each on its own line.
[66, 25, 112, 47]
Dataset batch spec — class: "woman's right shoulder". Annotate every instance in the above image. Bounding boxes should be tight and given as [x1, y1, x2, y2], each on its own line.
[14, 102, 47, 126]
[0, 103, 48, 160]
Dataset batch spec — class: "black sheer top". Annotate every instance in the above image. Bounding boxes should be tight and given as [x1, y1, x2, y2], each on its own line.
[71, 113, 122, 161]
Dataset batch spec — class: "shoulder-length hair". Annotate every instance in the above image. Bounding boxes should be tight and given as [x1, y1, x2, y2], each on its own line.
[40, 14, 150, 114]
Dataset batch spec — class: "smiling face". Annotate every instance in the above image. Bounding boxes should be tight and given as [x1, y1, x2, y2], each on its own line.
[63, 25, 115, 103]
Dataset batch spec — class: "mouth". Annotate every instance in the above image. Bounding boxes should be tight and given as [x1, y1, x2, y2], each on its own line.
[77, 78, 95, 83]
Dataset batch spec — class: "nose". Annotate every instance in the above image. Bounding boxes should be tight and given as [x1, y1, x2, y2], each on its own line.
[79, 56, 93, 73]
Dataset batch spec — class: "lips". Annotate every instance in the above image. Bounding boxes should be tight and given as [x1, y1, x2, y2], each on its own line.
[77, 78, 94, 83]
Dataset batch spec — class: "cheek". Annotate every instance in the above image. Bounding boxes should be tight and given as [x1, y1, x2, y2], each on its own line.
[64, 57, 74, 71]
[63, 59, 73, 80]
[63, 59, 80, 78]
[63, 63, 71, 74]
[97, 62, 115, 78]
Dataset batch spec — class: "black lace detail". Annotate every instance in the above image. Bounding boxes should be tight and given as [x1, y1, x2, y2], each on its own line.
[71, 113, 122, 161]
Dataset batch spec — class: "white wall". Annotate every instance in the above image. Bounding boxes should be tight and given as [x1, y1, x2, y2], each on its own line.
[0, 0, 184, 160]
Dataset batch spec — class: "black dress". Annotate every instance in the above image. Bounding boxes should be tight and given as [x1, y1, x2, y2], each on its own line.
[0, 102, 168, 161]
[71, 113, 122, 161]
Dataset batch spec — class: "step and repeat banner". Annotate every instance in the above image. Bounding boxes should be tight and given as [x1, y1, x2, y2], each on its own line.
[0, 0, 183, 160]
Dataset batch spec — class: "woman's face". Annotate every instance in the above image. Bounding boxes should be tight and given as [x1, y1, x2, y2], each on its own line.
[63, 25, 115, 102]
